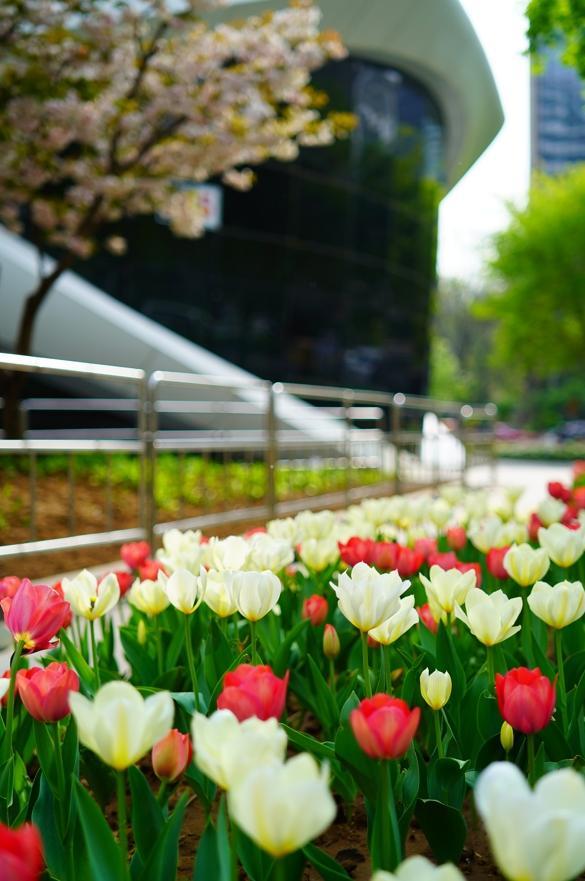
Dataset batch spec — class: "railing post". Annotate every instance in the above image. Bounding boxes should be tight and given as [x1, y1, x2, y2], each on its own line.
[459, 405, 473, 488]
[487, 402, 498, 487]
[343, 389, 354, 506]
[392, 393, 404, 495]
[265, 382, 278, 520]
[143, 375, 157, 548]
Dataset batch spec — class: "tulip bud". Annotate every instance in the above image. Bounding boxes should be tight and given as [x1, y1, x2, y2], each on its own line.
[137, 619, 147, 645]
[446, 526, 467, 552]
[323, 624, 340, 659]
[302, 594, 328, 626]
[500, 721, 514, 752]
[152, 729, 193, 782]
[420, 668, 452, 710]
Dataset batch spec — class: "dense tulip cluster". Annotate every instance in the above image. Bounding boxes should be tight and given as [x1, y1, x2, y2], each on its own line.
[1, 474, 585, 880]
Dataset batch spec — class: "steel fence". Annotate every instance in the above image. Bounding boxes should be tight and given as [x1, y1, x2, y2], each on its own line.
[0, 352, 497, 563]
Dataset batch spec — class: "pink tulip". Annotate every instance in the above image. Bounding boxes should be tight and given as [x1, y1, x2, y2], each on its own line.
[1, 581, 71, 653]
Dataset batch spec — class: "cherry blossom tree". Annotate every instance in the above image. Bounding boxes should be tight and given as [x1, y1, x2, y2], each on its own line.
[0, 0, 353, 435]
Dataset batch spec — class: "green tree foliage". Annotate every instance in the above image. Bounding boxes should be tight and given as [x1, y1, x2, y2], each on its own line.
[526, 0, 585, 78]
[480, 167, 585, 380]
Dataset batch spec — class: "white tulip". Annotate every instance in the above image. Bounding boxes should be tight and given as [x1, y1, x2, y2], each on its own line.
[475, 762, 585, 881]
[528, 580, 585, 629]
[203, 570, 238, 618]
[246, 533, 294, 573]
[538, 523, 585, 568]
[165, 567, 206, 614]
[299, 537, 339, 572]
[371, 855, 464, 881]
[468, 515, 504, 553]
[62, 570, 120, 621]
[232, 570, 282, 621]
[156, 528, 205, 573]
[228, 753, 336, 857]
[429, 498, 451, 529]
[537, 496, 566, 527]
[368, 596, 418, 645]
[69, 681, 173, 770]
[209, 536, 249, 571]
[504, 544, 550, 587]
[128, 573, 170, 617]
[455, 588, 522, 646]
[294, 509, 336, 540]
[331, 562, 409, 632]
[420, 668, 452, 710]
[267, 517, 299, 544]
[420, 565, 476, 623]
[192, 710, 287, 790]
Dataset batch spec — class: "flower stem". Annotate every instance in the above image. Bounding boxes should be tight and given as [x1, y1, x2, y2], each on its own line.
[183, 614, 200, 712]
[249, 620, 258, 664]
[554, 628, 567, 732]
[328, 657, 336, 692]
[377, 759, 402, 871]
[89, 619, 101, 687]
[434, 710, 445, 758]
[383, 644, 392, 694]
[156, 780, 169, 808]
[272, 859, 286, 881]
[527, 734, 536, 786]
[154, 615, 164, 677]
[52, 723, 67, 835]
[116, 770, 129, 876]
[5, 639, 24, 758]
[486, 645, 495, 686]
[361, 630, 372, 698]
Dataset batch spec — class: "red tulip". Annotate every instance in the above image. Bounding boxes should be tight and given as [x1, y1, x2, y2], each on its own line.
[0, 821, 44, 881]
[217, 664, 289, 721]
[486, 546, 510, 581]
[111, 571, 134, 596]
[323, 624, 340, 659]
[121, 540, 151, 570]
[395, 545, 424, 578]
[138, 559, 167, 581]
[367, 634, 381, 649]
[548, 481, 571, 503]
[350, 694, 420, 760]
[338, 537, 377, 567]
[446, 527, 467, 552]
[456, 561, 483, 589]
[528, 513, 544, 543]
[496, 667, 556, 734]
[0, 581, 71, 653]
[428, 551, 458, 569]
[372, 541, 399, 571]
[1, 670, 11, 707]
[243, 526, 267, 539]
[0, 576, 22, 601]
[413, 538, 438, 561]
[16, 662, 79, 723]
[417, 603, 438, 634]
[573, 486, 585, 511]
[302, 594, 328, 626]
[152, 728, 193, 782]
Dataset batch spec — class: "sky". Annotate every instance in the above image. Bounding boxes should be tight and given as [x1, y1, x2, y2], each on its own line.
[437, 0, 531, 281]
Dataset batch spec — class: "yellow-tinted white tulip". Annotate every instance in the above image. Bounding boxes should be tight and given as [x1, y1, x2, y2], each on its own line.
[527, 580, 585, 629]
[294, 509, 336, 540]
[62, 569, 120, 621]
[498, 521, 528, 547]
[156, 528, 205, 573]
[468, 515, 503, 553]
[368, 596, 418, 645]
[420, 565, 476, 624]
[537, 523, 585, 568]
[440, 485, 465, 505]
[166, 567, 206, 614]
[232, 570, 282, 621]
[537, 496, 566, 527]
[503, 544, 550, 587]
[209, 536, 249, 571]
[267, 517, 299, 544]
[192, 710, 287, 790]
[246, 533, 294, 573]
[455, 588, 522, 646]
[487, 491, 514, 522]
[332, 562, 409, 632]
[299, 537, 339, 572]
[203, 570, 238, 618]
[361, 497, 404, 527]
[429, 498, 451, 529]
[475, 762, 585, 881]
[420, 668, 452, 710]
[69, 681, 173, 771]
[371, 856, 465, 881]
[500, 722, 514, 752]
[128, 573, 170, 617]
[228, 753, 336, 858]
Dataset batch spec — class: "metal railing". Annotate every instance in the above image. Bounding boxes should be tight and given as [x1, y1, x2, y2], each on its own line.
[0, 352, 497, 563]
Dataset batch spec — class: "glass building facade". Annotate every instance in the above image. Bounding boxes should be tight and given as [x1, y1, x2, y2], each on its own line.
[82, 57, 445, 394]
[532, 47, 585, 174]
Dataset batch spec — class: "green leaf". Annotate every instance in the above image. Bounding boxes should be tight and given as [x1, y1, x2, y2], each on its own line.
[415, 798, 467, 864]
[193, 820, 221, 881]
[273, 618, 309, 677]
[34, 721, 59, 797]
[436, 624, 465, 704]
[32, 775, 69, 879]
[235, 827, 274, 881]
[427, 757, 468, 809]
[128, 766, 163, 863]
[302, 844, 351, 880]
[74, 780, 126, 881]
[138, 793, 189, 881]
[216, 796, 232, 881]
[60, 630, 97, 694]
[120, 628, 157, 684]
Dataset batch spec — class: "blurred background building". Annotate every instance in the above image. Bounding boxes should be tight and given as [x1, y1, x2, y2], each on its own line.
[531, 45, 585, 174]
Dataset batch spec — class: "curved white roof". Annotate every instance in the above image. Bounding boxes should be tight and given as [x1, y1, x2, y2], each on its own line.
[219, 0, 504, 190]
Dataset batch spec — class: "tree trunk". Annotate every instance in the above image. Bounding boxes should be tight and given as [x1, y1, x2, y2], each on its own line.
[2, 253, 76, 438]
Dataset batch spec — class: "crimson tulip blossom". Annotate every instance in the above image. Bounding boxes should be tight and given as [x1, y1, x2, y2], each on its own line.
[496, 667, 556, 734]
[0, 581, 71, 653]
[446, 527, 467, 552]
[302, 594, 329, 626]
[120, 540, 151, 570]
[417, 603, 439, 634]
[17, 662, 79, 723]
[486, 546, 510, 581]
[372, 542, 399, 571]
[350, 694, 420, 760]
[338, 537, 377, 567]
[0, 822, 44, 881]
[217, 664, 289, 721]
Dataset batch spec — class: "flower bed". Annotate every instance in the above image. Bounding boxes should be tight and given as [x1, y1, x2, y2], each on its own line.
[1, 469, 585, 881]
